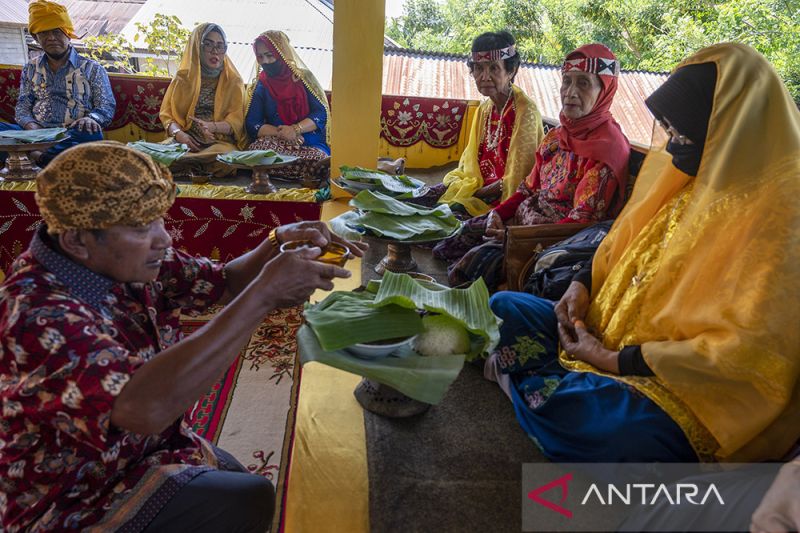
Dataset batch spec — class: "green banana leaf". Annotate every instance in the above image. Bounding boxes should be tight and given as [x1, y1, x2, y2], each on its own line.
[328, 210, 366, 241]
[297, 325, 464, 404]
[128, 141, 189, 166]
[0, 127, 67, 143]
[329, 209, 460, 243]
[340, 166, 426, 195]
[372, 272, 501, 359]
[305, 272, 499, 363]
[352, 210, 460, 241]
[342, 190, 460, 241]
[216, 150, 296, 166]
[350, 190, 451, 216]
[304, 291, 423, 351]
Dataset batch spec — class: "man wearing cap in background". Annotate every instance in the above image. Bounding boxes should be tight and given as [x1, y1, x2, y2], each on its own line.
[0, 0, 115, 168]
[0, 141, 362, 532]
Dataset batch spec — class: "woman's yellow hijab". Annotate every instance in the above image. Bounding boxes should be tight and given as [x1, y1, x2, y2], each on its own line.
[159, 23, 246, 146]
[584, 43, 800, 461]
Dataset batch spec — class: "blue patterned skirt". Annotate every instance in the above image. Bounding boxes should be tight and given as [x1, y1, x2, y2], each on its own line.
[489, 291, 697, 462]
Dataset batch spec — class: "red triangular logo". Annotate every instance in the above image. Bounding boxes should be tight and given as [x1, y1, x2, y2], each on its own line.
[527, 472, 573, 518]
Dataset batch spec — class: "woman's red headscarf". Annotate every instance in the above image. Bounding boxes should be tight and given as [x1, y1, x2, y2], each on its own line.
[255, 35, 309, 126]
[558, 43, 630, 196]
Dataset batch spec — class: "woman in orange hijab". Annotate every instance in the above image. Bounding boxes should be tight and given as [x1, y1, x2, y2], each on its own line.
[160, 23, 245, 177]
[486, 43, 800, 463]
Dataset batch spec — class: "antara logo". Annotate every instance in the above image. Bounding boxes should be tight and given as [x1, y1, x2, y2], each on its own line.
[581, 483, 725, 506]
[528, 473, 574, 518]
[528, 473, 725, 518]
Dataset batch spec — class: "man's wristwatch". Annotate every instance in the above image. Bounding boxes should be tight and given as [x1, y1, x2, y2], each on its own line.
[88, 112, 102, 123]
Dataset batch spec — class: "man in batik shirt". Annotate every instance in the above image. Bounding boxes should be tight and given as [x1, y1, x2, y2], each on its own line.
[0, 0, 115, 167]
[0, 141, 361, 532]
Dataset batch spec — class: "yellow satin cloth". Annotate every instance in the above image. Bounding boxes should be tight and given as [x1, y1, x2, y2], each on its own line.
[439, 85, 544, 216]
[159, 23, 246, 148]
[28, 0, 78, 39]
[245, 30, 332, 146]
[562, 43, 800, 462]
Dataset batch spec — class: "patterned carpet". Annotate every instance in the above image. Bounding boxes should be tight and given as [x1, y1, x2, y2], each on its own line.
[182, 306, 304, 532]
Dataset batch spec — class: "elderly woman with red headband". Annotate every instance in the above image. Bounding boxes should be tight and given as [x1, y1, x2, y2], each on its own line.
[434, 43, 630, 290]
[413, 31, 544, 216]
[244, 30, 330, 182]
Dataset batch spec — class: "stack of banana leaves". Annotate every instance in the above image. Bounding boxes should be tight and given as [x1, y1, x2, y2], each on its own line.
[338, 166, 427, 197]
[298, 272, 502, 404]
[128, 141, 189, 166]
[330, 190, 461, 242]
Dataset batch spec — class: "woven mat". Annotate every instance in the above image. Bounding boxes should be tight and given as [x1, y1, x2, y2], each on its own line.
[183, 306, 303, 532]
[364, 363, 547, 533]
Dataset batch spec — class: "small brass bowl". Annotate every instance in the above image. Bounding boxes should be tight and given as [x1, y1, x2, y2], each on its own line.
[280, 240, 350, 267]
[189, 171, 212, 185]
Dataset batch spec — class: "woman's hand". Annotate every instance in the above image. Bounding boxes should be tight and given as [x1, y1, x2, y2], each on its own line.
[484, 210, 506, 242]
[475, 180, 502, 200]
[189, 116, 216, 144]
[554, 281, 590, 334]
[750, 460, 800, 533]
[174, 130, 202, 152]
[276, 125, 300, 143]
[275, 220, 368, 258]
[557, 319, 619, 374]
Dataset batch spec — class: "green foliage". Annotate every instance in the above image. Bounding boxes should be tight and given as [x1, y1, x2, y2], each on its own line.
[133, 14, 191, 77]
[83, 34, 134, 73]
[386, 0, 800, 101]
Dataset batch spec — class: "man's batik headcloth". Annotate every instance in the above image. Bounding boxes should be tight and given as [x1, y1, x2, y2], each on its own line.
[36, 141, 177, 234]
[472, 45, 517, 63]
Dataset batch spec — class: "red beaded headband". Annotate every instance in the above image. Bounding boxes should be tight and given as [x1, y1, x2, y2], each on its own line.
[471, 45, 517, 62]
[562, 56, 620, 77]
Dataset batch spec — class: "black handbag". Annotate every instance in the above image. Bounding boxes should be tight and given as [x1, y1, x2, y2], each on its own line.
[522, 220, 614, 300]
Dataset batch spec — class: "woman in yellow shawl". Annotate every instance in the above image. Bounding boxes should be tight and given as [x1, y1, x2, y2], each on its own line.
[160, 23, 245, 177]
[413, 31, 544, 216]
[244, 30, 331, 182]
[485, 43, 799, 463]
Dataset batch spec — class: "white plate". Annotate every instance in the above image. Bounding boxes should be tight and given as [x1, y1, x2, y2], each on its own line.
[345, 336, 416, 360]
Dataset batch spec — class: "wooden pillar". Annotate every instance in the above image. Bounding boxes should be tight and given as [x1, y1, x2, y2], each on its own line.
[330, 0, 385, 198]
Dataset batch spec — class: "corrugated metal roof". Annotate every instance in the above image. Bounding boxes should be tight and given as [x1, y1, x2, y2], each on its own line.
[0, 0, 28, 27]
[113, 1, 667, 146]
[119, 0, 335, 78]
[0, 1, 145, 35]
[382, 49, 669, 147]
[63, 0, 146, 37]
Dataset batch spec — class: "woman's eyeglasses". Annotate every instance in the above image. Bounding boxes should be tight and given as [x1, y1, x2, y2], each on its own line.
[202, 41, 227, 53]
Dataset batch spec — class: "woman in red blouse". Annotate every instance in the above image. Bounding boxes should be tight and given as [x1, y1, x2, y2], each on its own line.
[434, 43, 630, 290]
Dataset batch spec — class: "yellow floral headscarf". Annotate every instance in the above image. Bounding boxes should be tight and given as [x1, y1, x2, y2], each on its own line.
[28, 0, 78, 39]
[574, 43, 800, 462]
[160, 23, 246, 147]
